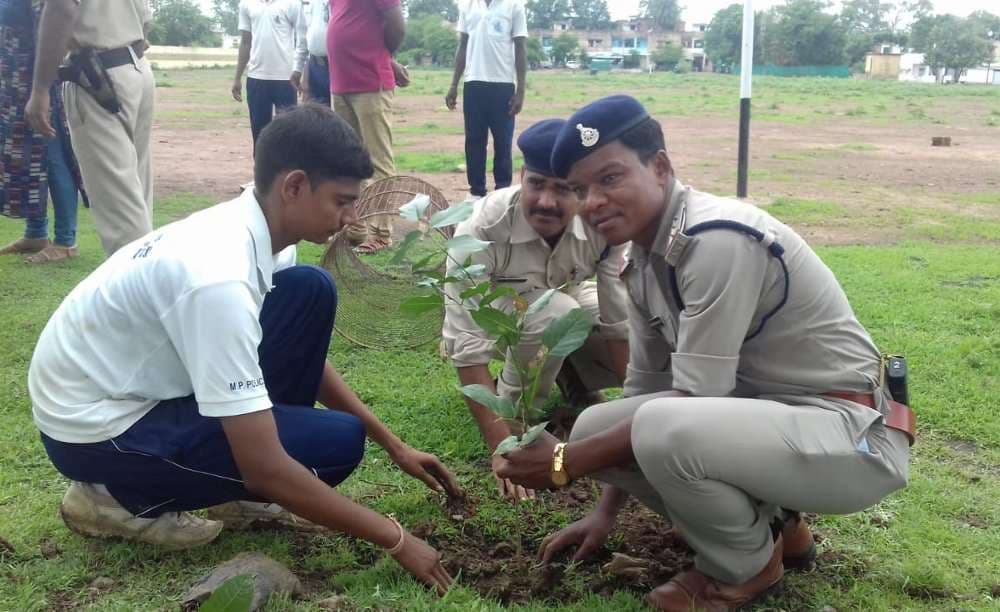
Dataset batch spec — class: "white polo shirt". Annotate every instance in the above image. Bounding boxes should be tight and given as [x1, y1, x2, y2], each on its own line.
[295, 0, 330, 71]
[457, 0, 528, 84]
[28, 190, 297, 444]
[239, 0, 302, 80]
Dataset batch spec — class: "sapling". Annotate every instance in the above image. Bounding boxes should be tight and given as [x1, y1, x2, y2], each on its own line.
[395, 196, 593, 454]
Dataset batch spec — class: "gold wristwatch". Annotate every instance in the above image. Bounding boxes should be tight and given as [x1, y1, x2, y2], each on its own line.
[550, 442, 570, 487]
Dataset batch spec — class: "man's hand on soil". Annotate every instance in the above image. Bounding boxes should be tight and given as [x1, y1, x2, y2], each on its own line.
[390, 444, 463, 498]
[538, 510, 615, 563]
[492, 455, 535, 501]
[392, 530, 454, 595]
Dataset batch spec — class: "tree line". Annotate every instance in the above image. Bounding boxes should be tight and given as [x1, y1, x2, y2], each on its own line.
[705, 0, 997, 80]
[144, 0, 997, 82]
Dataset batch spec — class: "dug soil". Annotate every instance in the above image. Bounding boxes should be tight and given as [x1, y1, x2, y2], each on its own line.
[414, 480, 693, 605]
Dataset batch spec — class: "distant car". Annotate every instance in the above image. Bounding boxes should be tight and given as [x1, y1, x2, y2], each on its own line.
[565, 60, 580, 70]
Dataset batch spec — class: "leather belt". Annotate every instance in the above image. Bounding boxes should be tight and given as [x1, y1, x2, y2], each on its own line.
[825, 392, 916, 446]
[93, 41, 145, 69]
[58, 41, 145, 82]
[310, 54, 329, 67]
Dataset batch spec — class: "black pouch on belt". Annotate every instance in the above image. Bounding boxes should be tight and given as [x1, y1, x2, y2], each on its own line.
[59, 48, 122, 114]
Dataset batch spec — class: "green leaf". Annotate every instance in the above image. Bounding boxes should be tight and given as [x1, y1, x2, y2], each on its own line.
[542, 308, 594, 357]
[430, 201, 475, 228]
[525, 288, 558, 316]
[460, 281, 493, 301]
[458, 384, 515, 418]
[494, 396, 518, 419]
[411, 252, 442, 274]
[416, 277, 440, 288]
[481, 286, 519, 308]
[388, 230, 423, 265]
[398, 194, 431, 221]
[520, 421, 550, 445]
[493, 435, 521, 456]
[470, 307, 519, 338]
[446, 234, 492, 253]
[400, 293, 444, 316]
[462, 263, 487, 279]
[199, 575, 255, 612]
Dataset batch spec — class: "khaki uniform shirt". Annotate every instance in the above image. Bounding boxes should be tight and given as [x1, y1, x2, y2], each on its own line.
[624, 179, 884, 408]
[72, 0, 149, 50]
[443, 186, 629, 367]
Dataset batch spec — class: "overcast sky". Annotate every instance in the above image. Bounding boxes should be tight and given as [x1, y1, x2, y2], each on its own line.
[196, 0, 996, 25]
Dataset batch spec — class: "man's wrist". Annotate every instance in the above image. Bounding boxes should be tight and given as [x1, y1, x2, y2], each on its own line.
[563, 441, 585, 480]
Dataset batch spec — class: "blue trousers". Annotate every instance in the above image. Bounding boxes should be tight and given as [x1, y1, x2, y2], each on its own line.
[41, 265, 365, 517]
[306, 56, 331, 107]
[463, 81, 515, 197]
[24, 127, 79, 246]
[246, 77, 298, 146]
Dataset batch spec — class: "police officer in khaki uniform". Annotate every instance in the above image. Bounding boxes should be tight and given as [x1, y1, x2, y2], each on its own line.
[495, 96, 914, 611]
[443, 119, 630, 502]
[26, 0, 155, 256]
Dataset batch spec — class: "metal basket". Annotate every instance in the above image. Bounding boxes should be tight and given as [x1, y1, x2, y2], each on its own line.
[321, 176, 454, 350]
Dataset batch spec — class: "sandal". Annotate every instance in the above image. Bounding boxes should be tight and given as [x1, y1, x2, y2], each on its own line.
[0, 237, 49, 256]
[24, 244, 78, 264]
[352, 236, 393, 255]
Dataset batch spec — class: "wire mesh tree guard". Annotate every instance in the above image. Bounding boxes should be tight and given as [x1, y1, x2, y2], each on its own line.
[321, 176, 455, 350]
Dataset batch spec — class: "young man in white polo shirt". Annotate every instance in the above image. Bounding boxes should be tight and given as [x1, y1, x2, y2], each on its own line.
[446, 0, 528, 199]
[28, 105, 458, 595]
[293, 0, 332, 106]
[232, 0, 301, 146]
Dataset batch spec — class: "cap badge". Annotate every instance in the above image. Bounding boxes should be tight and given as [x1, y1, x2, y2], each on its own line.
[576, 123, 599, 147]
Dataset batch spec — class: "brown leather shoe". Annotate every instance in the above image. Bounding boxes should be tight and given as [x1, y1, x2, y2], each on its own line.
[781, 515, 816, 571]
[646, 535, 784, 611]
[669, 515, 815, 571]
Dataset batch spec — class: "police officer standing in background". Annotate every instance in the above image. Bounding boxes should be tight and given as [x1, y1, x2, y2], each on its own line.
[443, 119, 630, 503]
[26, 0, 155, 257]
[495, 96, 914, 611]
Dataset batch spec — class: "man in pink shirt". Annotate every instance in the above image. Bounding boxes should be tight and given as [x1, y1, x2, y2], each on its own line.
[327, 0, 409, 254]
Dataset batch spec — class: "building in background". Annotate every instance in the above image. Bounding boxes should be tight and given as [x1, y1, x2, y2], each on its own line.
[533, 17, 684, 71]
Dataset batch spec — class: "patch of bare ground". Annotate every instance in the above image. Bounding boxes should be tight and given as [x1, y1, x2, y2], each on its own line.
[415, 481, 693, 605]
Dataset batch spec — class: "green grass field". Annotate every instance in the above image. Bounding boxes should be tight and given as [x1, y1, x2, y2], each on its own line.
[1, 69, 999, 611]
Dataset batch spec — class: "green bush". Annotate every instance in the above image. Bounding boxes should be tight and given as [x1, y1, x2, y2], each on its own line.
[651, 43, 683, 71]
[672, 59, 692, 73]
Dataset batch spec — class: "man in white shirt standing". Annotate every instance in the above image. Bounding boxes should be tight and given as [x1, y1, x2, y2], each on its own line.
[446, 0, 527, 200]
[28, 105, 459, 595]
[232, 0, 302, 146]
[293, 0, 331, 106]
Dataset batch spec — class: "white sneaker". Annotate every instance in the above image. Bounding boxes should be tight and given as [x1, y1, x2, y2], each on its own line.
[59, 482, 223, 550]
[207, 501, 324, 531]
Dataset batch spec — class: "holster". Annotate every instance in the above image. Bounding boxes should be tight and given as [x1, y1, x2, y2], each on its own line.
[58, 48, 123, 114]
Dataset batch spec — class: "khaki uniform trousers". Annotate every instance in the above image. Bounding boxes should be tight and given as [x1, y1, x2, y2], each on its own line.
[64, 57, 154, 256]
[570, 392, 909, 584]
[496, 283, 621, 408]
[333, 89, 395, 243]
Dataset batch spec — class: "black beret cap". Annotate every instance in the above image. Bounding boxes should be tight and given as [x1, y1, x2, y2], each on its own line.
[516, 118, 566, 176]
[550, 95, 650, 178]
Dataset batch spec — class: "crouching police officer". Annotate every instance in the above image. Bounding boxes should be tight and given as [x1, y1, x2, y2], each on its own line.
[494, 95, 914, 611]
[443, 119, 630, 503]
[26, 0, 155, 256]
